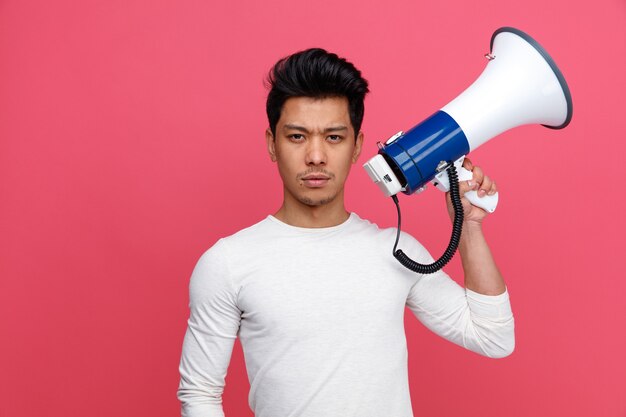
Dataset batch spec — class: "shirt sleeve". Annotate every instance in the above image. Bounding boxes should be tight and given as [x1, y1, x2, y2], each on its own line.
[177, 239, 242, 417]
[401, 232, 515, 358]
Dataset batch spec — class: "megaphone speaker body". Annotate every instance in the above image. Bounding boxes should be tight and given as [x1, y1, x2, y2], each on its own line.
[364, 27, 573, 204]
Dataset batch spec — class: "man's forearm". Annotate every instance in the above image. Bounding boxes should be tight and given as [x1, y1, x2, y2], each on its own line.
[458, 223, 506, 295]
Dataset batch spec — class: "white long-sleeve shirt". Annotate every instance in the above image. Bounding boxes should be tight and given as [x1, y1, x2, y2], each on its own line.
[177, 213, 514, 417]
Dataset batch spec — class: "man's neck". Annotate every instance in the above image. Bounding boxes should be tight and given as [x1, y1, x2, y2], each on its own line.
[273, 197, 350, 229]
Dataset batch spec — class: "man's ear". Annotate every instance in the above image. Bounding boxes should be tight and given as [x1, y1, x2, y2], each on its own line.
[266, 128, 277, 162]
[352, 131, 364, 163]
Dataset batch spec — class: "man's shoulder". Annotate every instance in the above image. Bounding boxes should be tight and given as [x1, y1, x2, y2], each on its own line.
[192, 216, 274, 272]
[349, 212, 399, 240]
[216, 215, 275, 247]
[351, 213, 432, 260]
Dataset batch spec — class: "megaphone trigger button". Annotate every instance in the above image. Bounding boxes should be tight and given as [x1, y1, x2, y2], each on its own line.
[436, 161, 450, 172]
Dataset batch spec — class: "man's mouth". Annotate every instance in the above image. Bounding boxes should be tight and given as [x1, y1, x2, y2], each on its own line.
[301, 174, 331, 188]
[302, 174, 330, 180]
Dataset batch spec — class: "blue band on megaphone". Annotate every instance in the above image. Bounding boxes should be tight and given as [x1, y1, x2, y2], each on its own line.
[380, 111, 470, 195]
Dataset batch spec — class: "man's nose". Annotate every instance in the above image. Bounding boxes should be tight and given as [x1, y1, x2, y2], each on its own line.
[305, 138, 327, 165]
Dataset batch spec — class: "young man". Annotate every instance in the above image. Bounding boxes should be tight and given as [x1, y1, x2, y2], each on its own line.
[178, 48, 514, 417]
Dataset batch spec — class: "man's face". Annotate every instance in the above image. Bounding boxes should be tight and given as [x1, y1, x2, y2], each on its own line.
[266, 96, 363, 208]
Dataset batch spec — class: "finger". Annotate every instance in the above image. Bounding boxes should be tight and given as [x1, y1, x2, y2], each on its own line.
[457, 177, 479, 198]
[478, 175, 492, 197]
[471, 165, 484, 186]
[457, 179, 474, 195]
[488, 181, 497, 196]
[463, 158, 474, 171]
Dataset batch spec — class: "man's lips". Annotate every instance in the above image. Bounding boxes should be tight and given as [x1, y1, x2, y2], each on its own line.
[301, 174, 331, 187]
[302, 174, 330, 180]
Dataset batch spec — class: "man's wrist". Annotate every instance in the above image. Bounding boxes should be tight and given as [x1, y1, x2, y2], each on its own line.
[461, 221, 484, 240]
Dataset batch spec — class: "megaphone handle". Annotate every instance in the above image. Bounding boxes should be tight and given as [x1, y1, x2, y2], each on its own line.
[432, 157, 499, 213]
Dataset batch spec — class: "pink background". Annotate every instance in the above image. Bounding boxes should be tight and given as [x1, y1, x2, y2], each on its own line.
[1, 0, 625, 416]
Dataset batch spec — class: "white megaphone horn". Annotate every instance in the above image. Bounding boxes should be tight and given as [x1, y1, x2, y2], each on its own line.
[363, 27, 573, 213]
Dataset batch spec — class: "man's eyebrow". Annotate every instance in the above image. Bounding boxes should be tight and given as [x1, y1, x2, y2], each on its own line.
[282, 124, 349, 133]
[283, 124, 310, 133]
[323, 126, 349, 133]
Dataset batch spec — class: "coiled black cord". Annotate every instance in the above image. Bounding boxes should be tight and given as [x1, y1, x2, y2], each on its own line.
[392, 163, 464, 274]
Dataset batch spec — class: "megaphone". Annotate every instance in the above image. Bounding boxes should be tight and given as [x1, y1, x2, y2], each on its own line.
[364, 27, 572, 274]
[364, 27, 572, 213]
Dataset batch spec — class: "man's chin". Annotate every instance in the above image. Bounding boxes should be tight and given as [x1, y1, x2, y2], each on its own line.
[298, 194, 336, 207]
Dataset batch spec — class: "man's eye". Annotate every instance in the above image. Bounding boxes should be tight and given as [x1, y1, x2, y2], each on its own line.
[327, 135, 343, 142]
[289, 134, 304, 141]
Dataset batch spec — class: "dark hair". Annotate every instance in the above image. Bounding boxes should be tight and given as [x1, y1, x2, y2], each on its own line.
[266, 48, 369, 137]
